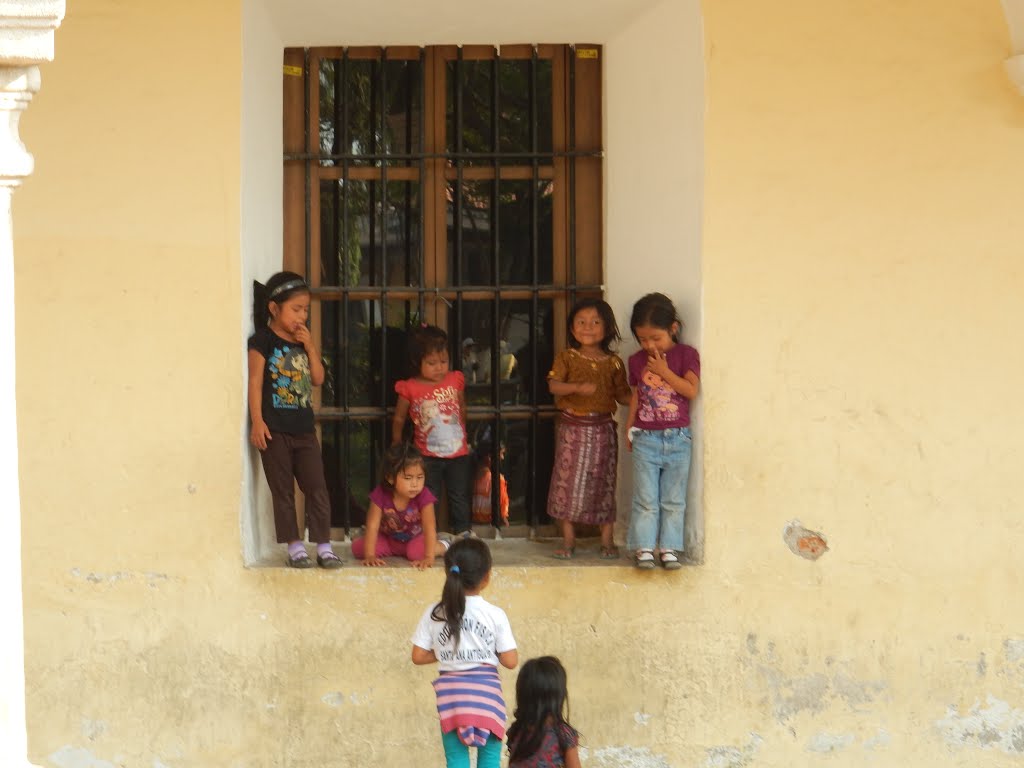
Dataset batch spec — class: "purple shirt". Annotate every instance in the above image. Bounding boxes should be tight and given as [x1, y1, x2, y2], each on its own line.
[368, 485, 437, 542]
[628, 344, 700, 429]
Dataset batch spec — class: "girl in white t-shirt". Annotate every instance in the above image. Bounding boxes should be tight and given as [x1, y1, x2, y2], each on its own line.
[412, 538, 518, 768]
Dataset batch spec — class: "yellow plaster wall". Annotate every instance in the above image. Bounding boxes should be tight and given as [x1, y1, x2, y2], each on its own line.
[12, 0, 1024, 767]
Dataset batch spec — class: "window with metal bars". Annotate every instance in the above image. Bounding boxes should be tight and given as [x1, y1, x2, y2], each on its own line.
[282, 44, 603, 533]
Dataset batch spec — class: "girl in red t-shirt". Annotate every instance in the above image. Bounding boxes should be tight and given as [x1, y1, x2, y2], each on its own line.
[393, 325, 473, 535]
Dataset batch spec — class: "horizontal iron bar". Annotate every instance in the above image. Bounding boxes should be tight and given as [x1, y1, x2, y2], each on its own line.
[310, 284, 604, 295]
[284, 150, 603, 161]
[316, 406, 562, 420]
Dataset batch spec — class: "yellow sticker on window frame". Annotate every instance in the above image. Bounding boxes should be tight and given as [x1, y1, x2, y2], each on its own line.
[576, 48, 599, 60]
[283, 65, 303, 77]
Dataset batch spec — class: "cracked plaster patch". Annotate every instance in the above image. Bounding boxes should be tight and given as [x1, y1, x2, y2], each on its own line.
[579, 745, 671, 768]
[321, 691, 345, 707]
[48, 746, 116, 768]
[806, 731, 855, 753]
[1004, 638, 1024, 664]
[936, 695, 1024, 754]
[703, 733, 763, 767]
[760, 667, 886, 722]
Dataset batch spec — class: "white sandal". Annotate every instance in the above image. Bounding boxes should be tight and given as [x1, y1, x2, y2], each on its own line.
[635, 549, 656, 570]
[660, 550, 682, 570]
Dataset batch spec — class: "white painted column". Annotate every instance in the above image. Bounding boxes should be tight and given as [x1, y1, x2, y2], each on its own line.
[1004, 0, 1024, 93]
[0, 3, 64, 766]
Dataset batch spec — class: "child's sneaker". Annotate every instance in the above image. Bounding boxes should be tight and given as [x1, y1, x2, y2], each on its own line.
[635, 549, 656, 570]
[660, 550, 682, 570]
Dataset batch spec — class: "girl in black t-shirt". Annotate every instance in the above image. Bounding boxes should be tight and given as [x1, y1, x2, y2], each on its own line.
[247, 271, 341, 568]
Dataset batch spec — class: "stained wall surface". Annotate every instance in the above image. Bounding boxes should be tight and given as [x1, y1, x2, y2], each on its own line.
[13, 0, 1024, 766]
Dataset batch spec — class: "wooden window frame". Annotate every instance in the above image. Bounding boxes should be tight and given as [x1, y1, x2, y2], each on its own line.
[283, 44, 603, 533]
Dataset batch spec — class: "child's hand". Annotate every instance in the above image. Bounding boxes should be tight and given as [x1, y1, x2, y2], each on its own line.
[646, 351, 672, 379]
[250, 421, 272, 451]
[626, 426, 639, 452]
[362, 556, 387, 567]
[576, 382, 597, 396]
[294, 324, 312, 347]
[412, 557, 434, 570]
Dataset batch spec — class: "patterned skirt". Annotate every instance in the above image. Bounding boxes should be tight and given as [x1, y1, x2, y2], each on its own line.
[546, 412, 618, 525]
[433, 665, 507, 747]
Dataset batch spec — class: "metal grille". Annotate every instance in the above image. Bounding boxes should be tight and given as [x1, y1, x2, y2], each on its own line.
[283, 44, 603, 532]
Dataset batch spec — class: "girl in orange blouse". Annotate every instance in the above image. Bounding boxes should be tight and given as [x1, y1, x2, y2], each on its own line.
[545, 299, 631, 559]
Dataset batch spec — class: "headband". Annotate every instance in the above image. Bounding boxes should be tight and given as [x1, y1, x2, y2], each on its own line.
[269, 278, 308, 299]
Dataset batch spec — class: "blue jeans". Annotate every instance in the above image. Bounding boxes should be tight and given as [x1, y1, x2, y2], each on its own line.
[440, 730, 502, 768]
[628, 427, 692, 552]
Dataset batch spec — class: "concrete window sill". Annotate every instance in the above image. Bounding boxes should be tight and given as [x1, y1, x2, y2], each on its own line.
[248, 535, 697, 569]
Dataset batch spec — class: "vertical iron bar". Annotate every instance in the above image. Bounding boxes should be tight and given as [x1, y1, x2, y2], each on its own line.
[330, 57, 341, 288]
[490, 50, 502, 530]
[343, 420, 352, 535]
[303, 49, 311, 281]
[341, 49, 351, 412]
[380, 48, 390, 416]
[490, 51, 501, 418]
[418, 47, 426, 321]
[403, 59, 413, 292]
[456, 48, 464, 289]
[568, 46, 577, 309]
[528, 46, 539, 527]
[455, 50, 465, 529]
[339, 50, 350, 530]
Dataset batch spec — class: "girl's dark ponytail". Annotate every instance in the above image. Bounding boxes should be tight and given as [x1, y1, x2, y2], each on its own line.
[253, 280, 271, 329]
[430, 538, 492, 651]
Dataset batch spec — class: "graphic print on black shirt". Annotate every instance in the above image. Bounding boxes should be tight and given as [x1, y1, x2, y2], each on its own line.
[267, 343, 312, 410]
[248, 326, 315, 434]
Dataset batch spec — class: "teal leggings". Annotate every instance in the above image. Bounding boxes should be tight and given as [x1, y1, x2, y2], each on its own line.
[440, 731, 502, 768]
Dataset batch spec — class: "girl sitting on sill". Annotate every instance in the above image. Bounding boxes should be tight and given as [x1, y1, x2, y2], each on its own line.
[351, 443, 449, 569]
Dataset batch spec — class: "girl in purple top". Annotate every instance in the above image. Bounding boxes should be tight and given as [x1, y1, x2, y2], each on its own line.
[625, 293, 701, 571]
[351, 443, 450, 569]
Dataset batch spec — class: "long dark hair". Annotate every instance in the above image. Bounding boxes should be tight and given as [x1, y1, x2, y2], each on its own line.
[507, 656, 576, 761]
[567, 298, 621, 354]
[253, 271, 309, 330]
[430, 538, 492, 651]
[629, 292, 682, 343]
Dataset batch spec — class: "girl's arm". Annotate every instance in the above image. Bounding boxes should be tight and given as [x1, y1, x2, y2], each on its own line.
[413, 502, 439, 570]
[362, 503, 387, 567]
[457, 389, 467, 432]
[548, 378, 596, 396]
[564, 745, 582, 768]
[294, 325, 325, 386]
[411, 645, 437, 665]
[613, 359, 632, 405]
[625, 388, 638, 452]
[497, 649, 519, 669]
[392, 397, 411, 445]
[646, 352, 699, 399]
[247, 349, 272, 451]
